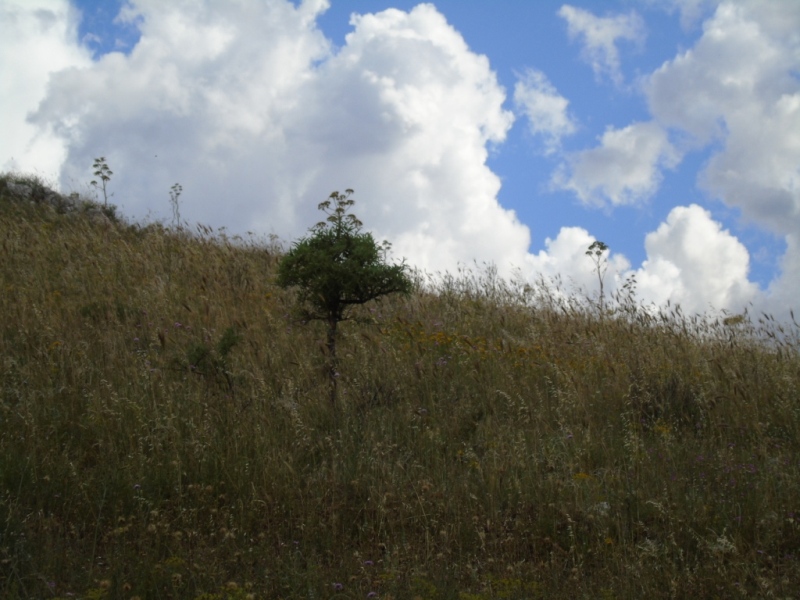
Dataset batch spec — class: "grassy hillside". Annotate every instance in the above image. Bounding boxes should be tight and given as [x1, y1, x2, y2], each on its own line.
[1, 173, 799, 599]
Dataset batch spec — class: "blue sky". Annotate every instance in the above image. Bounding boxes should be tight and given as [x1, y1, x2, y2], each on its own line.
[2, 0, 799, 318]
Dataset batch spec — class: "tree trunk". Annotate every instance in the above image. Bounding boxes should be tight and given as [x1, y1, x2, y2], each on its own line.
[326, 317, 338, 405]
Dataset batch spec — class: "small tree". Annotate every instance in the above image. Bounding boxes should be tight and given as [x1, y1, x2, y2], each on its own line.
[586, 240, 609, 312]
[277, 190, 413, 405]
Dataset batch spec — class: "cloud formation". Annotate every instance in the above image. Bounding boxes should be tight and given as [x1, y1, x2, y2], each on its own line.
[647, 3, 800, 236]
[546, 1, 799, 317]
[0, 0, 92, 175]
[524, 226, 630, 300]
[644, 1, 800, 314]
[3, 0, 798, 318]
[298, 5, 526, 274]
[553, 121, 680, 207]
[22, 0, 533, 276]
[633, 204, 758, 314]
[513, 68, 577, 155]
[764, 233, 800, 317]
[523, 204, 757, 316]
[557, 4, 645, 85]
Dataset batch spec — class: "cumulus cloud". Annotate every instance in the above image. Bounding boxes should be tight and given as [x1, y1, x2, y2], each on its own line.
[0, 0, 92, 174]
[18, 0, 533, 276]
[513, 68, 577, 155]
[552, 121, 681, 207]
[763, 233, 800, 319]
[545, 1, 800, 316]
[523, 205, 759, 315]
[643, 1, 800, 314]
[5, 0, 795, 317]
[557, 4, 645, 85]
[633, 204, 758, 314]
[524, 226, 630, 299]
[293, 5, 525, 274]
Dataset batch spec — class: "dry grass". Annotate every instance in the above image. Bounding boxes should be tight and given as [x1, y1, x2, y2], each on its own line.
[1, 172, 799, 599]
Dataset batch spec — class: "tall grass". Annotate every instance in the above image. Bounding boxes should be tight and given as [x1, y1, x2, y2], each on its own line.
[1, 172, 799, 599]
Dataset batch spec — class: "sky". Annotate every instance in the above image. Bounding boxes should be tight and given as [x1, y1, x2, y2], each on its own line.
[2, 0, 799, 319]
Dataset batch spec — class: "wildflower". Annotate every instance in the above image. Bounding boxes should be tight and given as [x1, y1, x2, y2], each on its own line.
[367, 593, 378, 598]
[333, 583, 344, 591]
[364, 560, 374, 566]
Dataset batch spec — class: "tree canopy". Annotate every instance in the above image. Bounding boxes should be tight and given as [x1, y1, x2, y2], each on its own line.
[277, 189, 412, 324]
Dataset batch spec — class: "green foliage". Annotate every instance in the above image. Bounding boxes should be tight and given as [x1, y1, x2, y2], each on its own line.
[277, 189, 412, 323]
[182, 326, 241, 393]
[217, 325, 241, 358]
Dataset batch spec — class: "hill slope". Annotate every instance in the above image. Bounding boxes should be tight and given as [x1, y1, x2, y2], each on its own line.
[1, 173, 799, 599]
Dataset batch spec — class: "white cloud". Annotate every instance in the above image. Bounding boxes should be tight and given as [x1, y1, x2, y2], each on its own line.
[5, 0, 793, 318]
[523, 226, 631, 303]
[16, 1, 530, 277]
[647, 3, 799, 146]
[0, 0, 92, 175]
[513, 68, 577, 155]
[763, 233, 800, 319]
[634, 204, 758, 314]
[548, 0, 800, 316]
[316, 5, 524, 274]
[524, 205, 758, 316]
[557, 4, 645, 85]
[553, 121, 680, 207]
[643, 1, 800, 314]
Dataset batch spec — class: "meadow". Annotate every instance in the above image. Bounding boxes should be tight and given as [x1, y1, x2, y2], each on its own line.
[1, 172, 799, 599]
